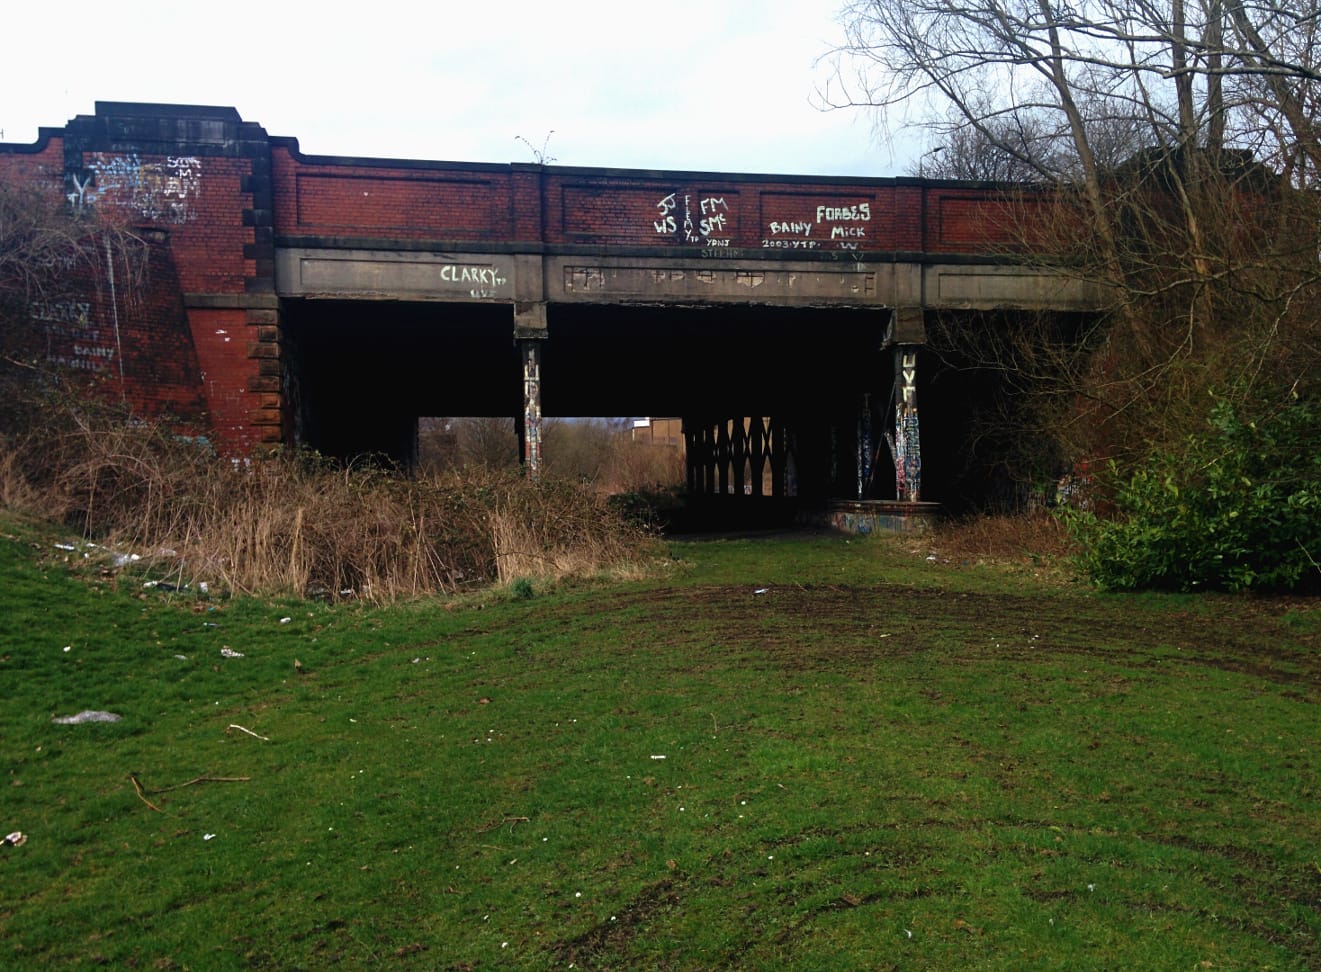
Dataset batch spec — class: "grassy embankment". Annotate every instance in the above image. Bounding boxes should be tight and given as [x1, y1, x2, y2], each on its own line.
[1, 518, 1318, 969]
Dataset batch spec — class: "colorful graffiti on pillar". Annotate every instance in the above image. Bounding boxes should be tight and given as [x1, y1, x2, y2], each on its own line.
[894, 349, 921, 502]
[522, 342, 543, 473]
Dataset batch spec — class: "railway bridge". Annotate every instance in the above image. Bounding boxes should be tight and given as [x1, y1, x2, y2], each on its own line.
[1, 103, 1103, 518]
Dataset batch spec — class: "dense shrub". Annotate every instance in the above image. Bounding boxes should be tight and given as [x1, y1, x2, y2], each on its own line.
[1066, 396, 1321, 592]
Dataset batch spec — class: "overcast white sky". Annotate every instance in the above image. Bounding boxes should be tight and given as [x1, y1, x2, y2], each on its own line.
[0, 0, 918, 177]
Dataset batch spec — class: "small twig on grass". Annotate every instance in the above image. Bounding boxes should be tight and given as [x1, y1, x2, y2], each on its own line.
[129, 772, 252, 812]
[227, 724, 270, 741]
[476, 815, 530, 834]
[153, 775, 251, 793]
[128, 773, 166, 814]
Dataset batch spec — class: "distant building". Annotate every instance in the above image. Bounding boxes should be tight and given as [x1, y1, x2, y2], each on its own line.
[631, 417, 683, 449]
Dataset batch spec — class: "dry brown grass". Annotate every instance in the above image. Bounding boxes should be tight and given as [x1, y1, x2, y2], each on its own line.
[0, 410, 660, 602]
[923, 511, 1078, 570]
[484, 474, 658, 583]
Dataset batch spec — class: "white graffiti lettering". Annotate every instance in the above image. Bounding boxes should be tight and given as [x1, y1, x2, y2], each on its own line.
[44, 324, 103, 342]
[67, 173, 94, 213]
[901, 352, 918, 404]
[768, 221, 812, 237]
[761, 200, 876, 251]
[73, 344, 116, 360]
[30, 300, 91, 326]
[45, 354, 111, 373]
[80, 153, 202, 223]
[653, 192, 732, 246]
[816, 203, 871, 222]
[439, 264, 508, 297]
[654, 193, 678, 234]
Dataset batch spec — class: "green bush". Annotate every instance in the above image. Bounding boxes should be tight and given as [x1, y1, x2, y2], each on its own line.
[1066, 396, 1321, 592]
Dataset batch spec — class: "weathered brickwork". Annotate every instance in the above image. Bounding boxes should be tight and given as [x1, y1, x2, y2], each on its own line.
[3, 102, 1031, 456]
[270, 146, 1022, 255]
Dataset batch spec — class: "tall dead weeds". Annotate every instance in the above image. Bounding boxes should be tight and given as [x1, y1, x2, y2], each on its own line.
[0, 408, 660, 602]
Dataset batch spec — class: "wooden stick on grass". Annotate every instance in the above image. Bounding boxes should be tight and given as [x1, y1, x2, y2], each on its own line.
[129, 773, 252, 812]
[128, 773, 165, 814]
[476, 815, 530, 834]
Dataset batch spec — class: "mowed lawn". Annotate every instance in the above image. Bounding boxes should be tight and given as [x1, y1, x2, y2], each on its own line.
[1, 520, 1318, 970]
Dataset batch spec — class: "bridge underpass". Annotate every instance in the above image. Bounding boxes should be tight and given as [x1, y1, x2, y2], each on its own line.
[282, 295, 1018, 515]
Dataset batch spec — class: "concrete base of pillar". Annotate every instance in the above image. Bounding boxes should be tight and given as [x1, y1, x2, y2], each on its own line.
[821, 500, 943, 535]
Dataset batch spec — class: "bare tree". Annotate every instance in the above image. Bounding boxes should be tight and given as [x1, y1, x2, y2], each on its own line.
[418, 417, 520, 472]
[827, 0, 1321, 469]
[0, 181, 148, 430]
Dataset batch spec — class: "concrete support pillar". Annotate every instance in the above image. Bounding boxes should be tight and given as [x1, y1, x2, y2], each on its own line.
[519, 338, 543, 476]
[856, 393, 873, 500]
[884, 307, 925, 503]
[894, 345, 921, 502]
[514, 298, 547, 478]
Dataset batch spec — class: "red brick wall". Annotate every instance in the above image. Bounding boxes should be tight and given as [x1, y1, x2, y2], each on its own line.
[0, 137, 64, 189]
[272, 144, 1024, 254]
[271, 145, 513, 241]
[1, 135, 212, 433]
[1, 110, 284, 453]
[4, 105, 1031, 457]
[185, 307, 263, 452]
[68, 149, 268, 449]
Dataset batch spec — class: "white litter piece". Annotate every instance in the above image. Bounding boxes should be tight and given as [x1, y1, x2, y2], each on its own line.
[52, 710, 122, 724]
[3, 831, 27, 847]
[279, 617, 292, 624]
[650, 754, 667, 760]
[220, 647, 245, 658]
[753, 588, 770, 595]
[227, 724, 270, 741]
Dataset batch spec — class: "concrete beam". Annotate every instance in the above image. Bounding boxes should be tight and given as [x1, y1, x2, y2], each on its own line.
[550, 255, 881, 305]
[274, 246, 1105, 313]
[275, 248, 515, 302]
[922, 264, 1106, 311]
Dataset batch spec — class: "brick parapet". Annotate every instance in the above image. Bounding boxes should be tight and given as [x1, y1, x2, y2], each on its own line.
[268, 140, 1025, 256]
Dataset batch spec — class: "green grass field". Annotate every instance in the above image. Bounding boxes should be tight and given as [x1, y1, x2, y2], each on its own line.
[1, 519, 1318, 969]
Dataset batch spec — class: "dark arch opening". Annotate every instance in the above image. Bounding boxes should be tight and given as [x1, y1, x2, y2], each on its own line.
[280, 296, 1060, 514]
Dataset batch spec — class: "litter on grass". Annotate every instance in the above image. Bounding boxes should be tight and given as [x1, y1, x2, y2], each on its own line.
[220, 647, 245, 658]
[52, 710, 122, 724]
[227, 724, 270, 741]
[3, 831, 26, 847]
